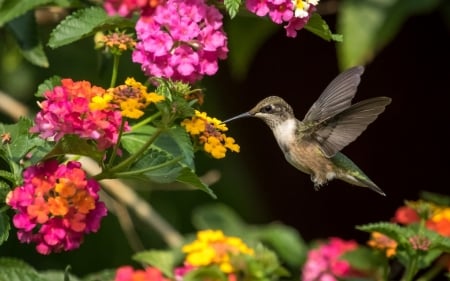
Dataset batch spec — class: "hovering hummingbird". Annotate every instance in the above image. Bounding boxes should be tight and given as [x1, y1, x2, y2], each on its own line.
[223, 66, 391, 196]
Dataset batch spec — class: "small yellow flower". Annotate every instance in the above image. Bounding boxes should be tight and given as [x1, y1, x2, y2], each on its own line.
[89, 93, 113, 110]
[120, 99, 145, 119]
[181, 111, 239, 159]
[107, 78, 165, 119]
[367, 232, 397, 258]
[204, 136, 227, 159]
[182, 230, 254, 273]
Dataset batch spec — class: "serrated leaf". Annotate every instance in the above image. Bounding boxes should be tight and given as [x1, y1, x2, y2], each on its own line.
[44, 135, 104, 163]
[35, 76, 62, 98]
[357, 222, 414, 254]
[0, 0, 53, 27]
[130, 148, 183, 183]
[176, 168, 215, 198]
[133, 250, 176, 278]
[304, 13, 342, 42]
[48, 6, 134, 49]
[192, 203, 246, 235]
[224, 0, 241, 19]
[0, 180, 10, 202]
[337, 0, 440, 69]
[0, 257, 48, 281]
[0, 117, 47, 163]
[0, 212, 11, 246]
[122, 126, 194, 169]
[7, 11, 49, 67]
[249, 223, 307, 267]
[0, 170, 15, 184]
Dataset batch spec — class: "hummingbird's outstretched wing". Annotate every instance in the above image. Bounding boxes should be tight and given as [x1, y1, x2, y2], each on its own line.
[303, 66, 364, 123]
[306, 97, 392, 158]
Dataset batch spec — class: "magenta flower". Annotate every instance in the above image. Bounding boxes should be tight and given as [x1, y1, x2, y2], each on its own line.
[302, 237, 360, 281]
[30, 79, 127, 150]
[246, 0, 318, 38]
[6, 160, 107, 254]
[132, 0, 228, 83]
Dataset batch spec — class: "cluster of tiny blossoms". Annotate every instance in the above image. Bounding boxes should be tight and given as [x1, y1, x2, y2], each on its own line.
[181, 110, 239, 159]
[132, 0, 228, 83]
[113, 230, 254, 280]
[302, 237, 362, 281]
[6, 160, 107, 254]
[91, 77, 165, 119]
[181, 229, 255, 274]
[30, 79, 125, 150]
[246, 0, 319, 37]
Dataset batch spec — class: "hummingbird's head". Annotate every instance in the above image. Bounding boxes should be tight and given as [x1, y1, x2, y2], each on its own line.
[223, 96, 294, 129]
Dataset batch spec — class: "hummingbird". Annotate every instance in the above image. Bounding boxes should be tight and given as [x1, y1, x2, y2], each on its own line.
[223, 66, 391, 196]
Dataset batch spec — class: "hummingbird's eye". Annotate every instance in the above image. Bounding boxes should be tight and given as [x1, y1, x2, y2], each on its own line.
[261, 105, 274, 113]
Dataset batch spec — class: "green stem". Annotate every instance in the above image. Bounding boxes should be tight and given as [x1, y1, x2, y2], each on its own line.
[106, 119, 126, 168]
[131, 111, 162, 131]
[114, 156, 183, 178]
[95, 128, 164, 180]
[401, 254, 419, 281]
[110, 54, 120, 88]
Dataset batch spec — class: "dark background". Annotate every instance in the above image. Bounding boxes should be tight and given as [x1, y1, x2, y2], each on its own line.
[212, 8, 450, 242]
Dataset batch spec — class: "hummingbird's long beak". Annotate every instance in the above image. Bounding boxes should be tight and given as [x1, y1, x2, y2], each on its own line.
[222, 112, 252, 123]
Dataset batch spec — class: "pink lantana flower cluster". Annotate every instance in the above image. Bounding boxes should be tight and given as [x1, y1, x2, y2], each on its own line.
[246, 0, 319, 37]
[302, 237, 361, 281]
[30, 79, 126, 150]
[132, 0, 228, 83]
[6, 160, 107, 254]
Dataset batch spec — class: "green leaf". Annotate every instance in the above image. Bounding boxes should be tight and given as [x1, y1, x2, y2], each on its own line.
[420, 191, 450, 206]
[48, 6, 134, 49]
[249, 223, 307, 267]
[225, 16, 279, 81]
[0, 0, 53, 27]
[133, 250, 177, 278]
[0, 212, 10, 246]
[304, 13, 343, 42]
[44, 135, 104, 163]
[0, 180, 11, 202]
[341, 246, 388, 273]
[192, 203, 246, 235]
[122, 126, 194, 169]
[224, 0, 242, 19]
[7, 11, 49, 67]
[183, 266, 227, 281]
[81, 269, 116, 281]
[35, 76, 62, 98]
[357, 222, 414, 254]
[0, 170, 15, 184]
[0, 257, 48, 281]
[176, 168, 215, 198]
[0, 117, 47, 164]
[337, 0, 440, 69]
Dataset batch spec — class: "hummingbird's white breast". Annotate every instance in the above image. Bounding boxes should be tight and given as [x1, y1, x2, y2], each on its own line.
[272, 118, 297, 151]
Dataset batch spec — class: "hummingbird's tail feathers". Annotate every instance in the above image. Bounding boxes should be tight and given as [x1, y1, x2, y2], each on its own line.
[341, 174, 386, 196]
[331, 152, 386, 196]
[312, 96, 392, 158]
